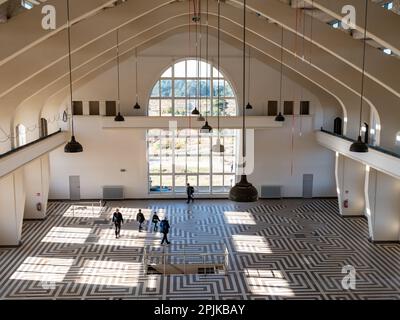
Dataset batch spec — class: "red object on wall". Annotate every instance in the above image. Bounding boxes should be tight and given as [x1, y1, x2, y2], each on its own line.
[36, 203, 42, 211]
[344, 199, 349, 208]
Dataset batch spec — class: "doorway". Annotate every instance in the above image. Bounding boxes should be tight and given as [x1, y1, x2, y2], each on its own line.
[303, 174, 314, 199]
[69, 176, 81, 201]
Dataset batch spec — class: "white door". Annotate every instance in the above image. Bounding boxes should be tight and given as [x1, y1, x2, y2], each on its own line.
[69, 176, 81, 201]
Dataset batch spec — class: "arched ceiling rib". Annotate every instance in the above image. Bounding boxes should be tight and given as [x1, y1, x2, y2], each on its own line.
[302, 0, 400, 56]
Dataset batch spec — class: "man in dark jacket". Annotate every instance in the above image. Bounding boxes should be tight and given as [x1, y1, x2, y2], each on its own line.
[112, 209, 124, 239]
[160, 218, 171, 245]
[152, 212, 160, 232]
[186, 183, 195, 204]
[136, 209, 145, 232]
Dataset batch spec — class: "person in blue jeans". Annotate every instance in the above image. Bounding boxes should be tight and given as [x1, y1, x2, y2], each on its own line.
[160, 218, 171, 245]
[152, 212, 160, 232]
[112, 209, 124, 239]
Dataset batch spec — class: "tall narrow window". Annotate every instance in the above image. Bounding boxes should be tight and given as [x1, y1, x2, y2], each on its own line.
[40, 118, 48, 138]
[16, 124, 27, 147]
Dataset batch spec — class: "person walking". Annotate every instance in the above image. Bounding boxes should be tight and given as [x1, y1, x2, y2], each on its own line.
[186, 183, 195, 204]
[159, 218, 171, 245]
[152, 212, 160, 232]
[112, 209, 124, 239]
[136, 209, 145, 232]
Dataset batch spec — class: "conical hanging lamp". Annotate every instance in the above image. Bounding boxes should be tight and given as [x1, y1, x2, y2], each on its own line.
[229, 0, 258, 202]
[201, 0, 213, 133]
[350, 0, 369, 153]
[212, 0, 225, 153]
[114, 29, 125, 122]
[246, 47, 253, 110]
[133, 48, 141, 110]
[64, 0, 83, 153]
[275, 26, 285, 122]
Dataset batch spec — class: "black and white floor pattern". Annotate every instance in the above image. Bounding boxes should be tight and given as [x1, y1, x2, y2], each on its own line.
[1, 198, 400, 300]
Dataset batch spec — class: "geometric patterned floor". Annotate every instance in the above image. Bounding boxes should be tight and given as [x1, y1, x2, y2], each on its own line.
[1, 198, 400, 300]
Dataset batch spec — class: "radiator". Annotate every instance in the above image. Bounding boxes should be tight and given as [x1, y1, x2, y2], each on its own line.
[260, 186, 282, 199]
[102, 186, 124, 200]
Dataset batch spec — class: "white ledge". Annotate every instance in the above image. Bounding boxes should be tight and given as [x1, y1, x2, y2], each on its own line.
[102, 116, 284, 129]
[0, 131, 68, 179]
[316, 131, 400, 180]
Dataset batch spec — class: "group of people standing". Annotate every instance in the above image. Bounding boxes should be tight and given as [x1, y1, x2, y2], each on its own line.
[112, 209, 171, 245]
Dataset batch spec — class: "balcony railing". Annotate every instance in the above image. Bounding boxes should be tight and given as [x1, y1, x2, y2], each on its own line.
[0, 129, 61, 159]
[320, 128, 400, 159]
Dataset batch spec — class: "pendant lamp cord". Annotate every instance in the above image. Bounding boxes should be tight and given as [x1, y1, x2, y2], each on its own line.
[206, 0, 209, 121]
[217, 0, 221, 139]
[279, 27, 284, 116]
[241, 0, 247, 158]
[66, 0, 74, 135]
[359, 0, 369, 134]
[247, 46, 251, 105]
[116, 29, 121, 113]
[135, 48, 138, 103]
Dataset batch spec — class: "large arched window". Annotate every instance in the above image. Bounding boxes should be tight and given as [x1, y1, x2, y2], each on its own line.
[149, 59, 237, 116]
[147, 59, 239, 195]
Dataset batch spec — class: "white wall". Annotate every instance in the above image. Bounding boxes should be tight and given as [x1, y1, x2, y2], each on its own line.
[48, 32, 339, 199]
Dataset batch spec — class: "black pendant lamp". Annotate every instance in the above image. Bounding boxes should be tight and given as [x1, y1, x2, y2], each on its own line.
[64, 0, 83, 153]
[229, 0, 258, 202]
[275, 26, 285, 122]
[212, 0, 225, 153]
[114, 29, 125, 122]
[350, 0, 369, 153]
[246, 47, 253, 110]
[133, 48, 141, 110]
[201, 0, 213, 133]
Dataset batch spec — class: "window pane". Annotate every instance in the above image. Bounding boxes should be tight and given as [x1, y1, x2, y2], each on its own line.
[187, 137, 198, 155]
[148, 137, 160, 156]
[199, 156, 210, 173]
[224, 175, 235, 188]
[151, 81, 160, 97]
[212, 175, 224, 191]
[199, 137, 210, 155]
[187, 60, 198, 77]
[161, 100, 172, 116]
[200, 80, 210, 97]
[187, 80, 198, 97]
[161, 138, 172, 156]
[174, 80, 186, 97]
[175, 137, 186, 155]
[161, 156, 173, 173]
[187, 176, 198, 187]
[199, 175, 210, 193]
[187, 157, 198, 173]
[149, 99, 160, 116]
[200, 61, 211, 78]
[149, 176, 161, 192]
[213, 67, 223, 78]
[161, 175, 173, 192]
[160, 80, 172, 97]
[149, 158, 161, 174]
[224, 156, 235, 173]
[225, 81, 234, 97]
[175, 156, 186, 173]
[175, 99, 187, 116]
[212, 154, 224, 173]
[161, 67, 172, 78]
[175, 175, 186, 193]
[174, 61, 186, 77]
[213, 80, 224, 97]
[225, 99, 237, 116]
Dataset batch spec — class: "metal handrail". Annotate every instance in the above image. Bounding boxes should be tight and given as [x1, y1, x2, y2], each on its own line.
[320, 128, 400, 159]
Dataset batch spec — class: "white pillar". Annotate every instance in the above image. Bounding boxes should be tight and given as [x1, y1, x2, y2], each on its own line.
[335, 153, 366, 216]
[23, 154, 50, 220]
[0, 169, 25, 246]
[366, 168, 400, 242]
